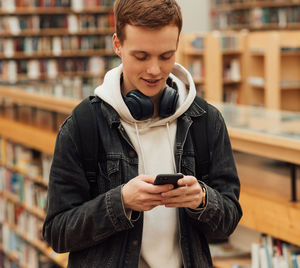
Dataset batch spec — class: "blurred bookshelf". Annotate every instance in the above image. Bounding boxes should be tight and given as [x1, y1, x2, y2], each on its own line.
[211, 0, 300, 31]
[0, 0, 118, 266]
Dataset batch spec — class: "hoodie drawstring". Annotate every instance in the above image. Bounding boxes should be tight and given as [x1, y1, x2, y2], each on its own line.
[135, 123, 147, 173]
[166, 122, 177, 173]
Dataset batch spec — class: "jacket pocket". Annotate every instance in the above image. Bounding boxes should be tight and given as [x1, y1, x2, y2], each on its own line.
[97, 157, 122, 193]
[106, 158, 121, 187]
[181, 154, 210, 183]
[181, 155, 195, 176]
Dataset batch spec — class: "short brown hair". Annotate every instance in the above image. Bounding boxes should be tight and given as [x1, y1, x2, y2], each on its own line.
[114, 0, 182, 44]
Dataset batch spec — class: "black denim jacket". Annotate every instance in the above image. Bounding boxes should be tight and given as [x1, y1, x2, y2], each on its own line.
[43, 97, 242, 268]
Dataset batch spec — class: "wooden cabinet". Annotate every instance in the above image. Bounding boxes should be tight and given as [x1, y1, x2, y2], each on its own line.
[179, 30, 300, 112]
[211, 0, 300, 31]
[212, 102, 300, 267]
[178, 31, 246, 104]
[177, 33, 206, 97]
[244, 31, 300, 111]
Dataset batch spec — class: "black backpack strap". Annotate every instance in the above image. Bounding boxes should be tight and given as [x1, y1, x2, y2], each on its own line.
[190, 96, 210, 181]
[72, 96, 100, 198]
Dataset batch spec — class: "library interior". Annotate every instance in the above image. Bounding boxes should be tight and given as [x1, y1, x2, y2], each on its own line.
[0, 0, 300, 267]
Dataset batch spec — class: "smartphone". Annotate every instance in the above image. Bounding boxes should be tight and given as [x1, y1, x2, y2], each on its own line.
[154, 173, 183, 188]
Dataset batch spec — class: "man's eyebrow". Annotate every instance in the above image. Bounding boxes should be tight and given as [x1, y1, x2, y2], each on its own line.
[130, 50, 148, 54]
[161, 50, 176, 55]
[130, 50, 176, 55]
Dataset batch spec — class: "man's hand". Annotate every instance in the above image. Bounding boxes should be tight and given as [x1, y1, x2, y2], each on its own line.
[122, 175, 173, 211]
[161, 175, 204, 209]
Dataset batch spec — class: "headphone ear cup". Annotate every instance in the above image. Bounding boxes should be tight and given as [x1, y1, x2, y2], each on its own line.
[159, 86, 179, 118]
[123, 90, 154, 120]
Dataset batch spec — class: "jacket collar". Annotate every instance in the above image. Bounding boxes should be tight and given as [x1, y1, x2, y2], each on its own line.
[184, 96, 207, 119]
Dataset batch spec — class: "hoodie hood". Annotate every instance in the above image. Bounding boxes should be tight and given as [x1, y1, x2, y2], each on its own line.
[94, 62, 196, 127]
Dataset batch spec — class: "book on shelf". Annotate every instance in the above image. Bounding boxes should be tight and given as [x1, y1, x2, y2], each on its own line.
[223, 87, 240, 104]
[247, 76, 265, 87]
[0, 13, 114, 35]
[0, 0, 115, 9]
[0, 139, 51, 186]
[0, 56, 119, 84]
[223, 59, 241, 82]
[251, 233, 300, 268]
[0, 35, 114, 56]
[188, 60, 204, 81]
[0, 139, 65, 267]
[1, 220, 56, 268]
[195, 84, 205, 98]
[191, 36, 204, 51]
[220, 35, 239, 51]
[213, 5, 300, 30]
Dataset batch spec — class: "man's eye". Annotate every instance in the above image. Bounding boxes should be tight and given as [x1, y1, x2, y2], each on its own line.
[160, 54, 174, 60]
[135, 56, 147, 61]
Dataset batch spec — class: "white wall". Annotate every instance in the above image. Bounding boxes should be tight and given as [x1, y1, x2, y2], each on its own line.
[176, 0, 211, 33]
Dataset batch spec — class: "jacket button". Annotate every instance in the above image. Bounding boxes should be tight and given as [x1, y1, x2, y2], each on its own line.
[132, 240, 138, 246]
[129, 151, 136, 158]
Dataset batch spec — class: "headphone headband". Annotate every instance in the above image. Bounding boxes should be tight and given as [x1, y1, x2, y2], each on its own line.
[122, 75, 179, 120]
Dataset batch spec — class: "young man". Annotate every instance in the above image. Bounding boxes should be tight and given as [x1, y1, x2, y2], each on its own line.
[43, 0, 242, 267]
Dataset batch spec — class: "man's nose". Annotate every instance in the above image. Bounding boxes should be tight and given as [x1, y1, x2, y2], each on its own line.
[146, 59, 161, 76]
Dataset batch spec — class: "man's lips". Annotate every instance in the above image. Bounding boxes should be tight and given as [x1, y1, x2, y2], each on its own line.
[142, 78, 161, 86]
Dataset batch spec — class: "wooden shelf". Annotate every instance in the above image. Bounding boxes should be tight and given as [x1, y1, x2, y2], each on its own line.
[235, 152, 300, 247]
[223, 79, 241, 85]
[0, 86, 78, 114]
[184, 49, 204, 56]
[0, 117, 57, 155]
[0, 28, 115, 37]
[222, 50, 241, 56]
[243, 31, 300, 111]
[215, 23, 300, 31]
[212, 1, 300, 11]
[213, 256, 251, 268]
[0, 243, 27, 268]
[281, 50, 300, 56]
[0, 7, 113, 15]
[0, 243, 18, 264]
[212, 1, 300, 31]
[178, 32, 246, 103]
[0, 49, 115, 60]
[4, 191, 45, 220]
[4, 221, 67, 268]
[1, 71, 105, 83]
[249, 51, 265, 57]
[281, 85, 300, 90]
[229, 127, 300, 165]
[1, 162, 48, 188]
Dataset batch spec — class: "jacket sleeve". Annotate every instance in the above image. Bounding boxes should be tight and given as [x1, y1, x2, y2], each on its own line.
[186, 104, 243, 241]
[42, 116, 134, 253]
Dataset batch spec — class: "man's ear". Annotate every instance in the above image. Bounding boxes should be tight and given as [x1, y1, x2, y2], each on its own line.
[113, 33, 121, 57]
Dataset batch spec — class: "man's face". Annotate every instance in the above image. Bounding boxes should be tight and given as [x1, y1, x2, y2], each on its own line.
[113, 24, 179, 101]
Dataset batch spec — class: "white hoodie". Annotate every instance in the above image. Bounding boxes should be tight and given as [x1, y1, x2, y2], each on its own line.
[94, 63, 196, 268]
